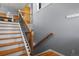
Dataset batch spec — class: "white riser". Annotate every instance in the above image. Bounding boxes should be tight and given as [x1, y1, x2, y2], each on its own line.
[0, 29, 20, 31]
[0, 21, 19, 25]
[0, 24, 19, 27]
[0, 34, 21, 38]
[0, 44, 24, 51]
[0, 31, 20, 33]
[0, 38, 22, 44]
[0, 27, 19, 29]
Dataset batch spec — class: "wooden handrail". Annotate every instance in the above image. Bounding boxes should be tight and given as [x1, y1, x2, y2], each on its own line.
[33, 33, 53, 50]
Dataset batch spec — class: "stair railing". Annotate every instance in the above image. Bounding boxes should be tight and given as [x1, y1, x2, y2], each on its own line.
[18, 9, 54, 56]
[18, 10, 31, 56]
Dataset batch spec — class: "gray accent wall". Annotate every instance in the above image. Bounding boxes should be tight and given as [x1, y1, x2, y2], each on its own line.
[33, 3, 79, 56]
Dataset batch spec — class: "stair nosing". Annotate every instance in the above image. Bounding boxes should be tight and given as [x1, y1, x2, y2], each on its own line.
[0, 32, 21, 35]
[0, 36, 22, 40]
[0, 41, 24, 47]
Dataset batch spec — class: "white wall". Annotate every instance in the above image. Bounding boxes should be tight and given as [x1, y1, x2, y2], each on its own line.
[33, 3, 79, 56]
[0, 3, 27, 15]
[41, 3, 50, 8]
[33, 3, 50, 14]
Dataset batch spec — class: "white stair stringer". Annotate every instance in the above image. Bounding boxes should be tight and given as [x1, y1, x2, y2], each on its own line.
[18, 23, 31, 56]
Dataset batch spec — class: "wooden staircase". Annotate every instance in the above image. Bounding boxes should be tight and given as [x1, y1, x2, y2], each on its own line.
[0, 9, 64, 56]
[0, 21, 30, 56]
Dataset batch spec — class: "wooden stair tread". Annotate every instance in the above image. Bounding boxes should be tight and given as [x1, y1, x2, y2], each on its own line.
[0, 41, 24, 47]
[0, 36, 22, 40]
[36, 49, 64, 56]
[0, 32, 21, 34]
[20, 53, 27, 56]
[0, 46, 25, 56]
[38, 51, 59, 56]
